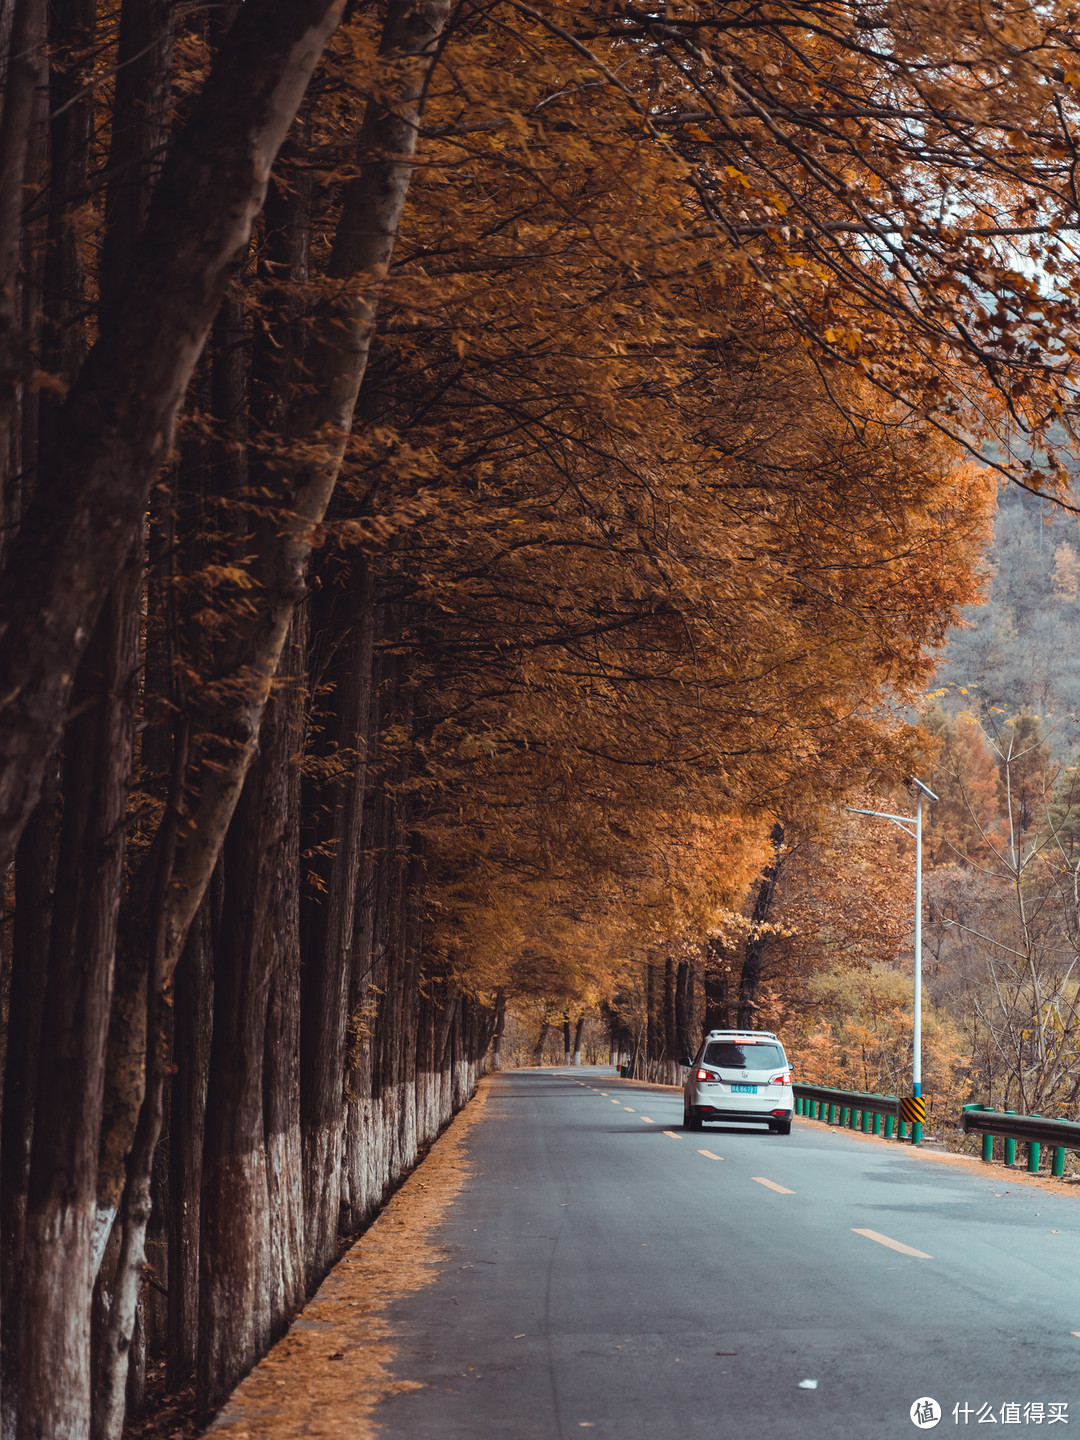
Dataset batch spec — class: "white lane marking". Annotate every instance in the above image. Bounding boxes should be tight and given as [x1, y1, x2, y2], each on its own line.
[852, 1227, 932, 1259]
[697, 1149, 723, 1160]
[663, 1130, 681, 1139]
[624, 1107, 635, 1112]
[751, 1176, 795, 1194]
[641, 1117, 655, 1124]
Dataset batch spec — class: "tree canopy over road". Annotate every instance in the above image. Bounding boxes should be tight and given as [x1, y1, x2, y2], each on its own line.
[1, 0, 1079, 1434]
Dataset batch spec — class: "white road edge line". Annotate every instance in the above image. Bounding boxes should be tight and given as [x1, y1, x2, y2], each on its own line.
[852, 1227, 932, 1259]
[751, 1176, 795, 1194]
[697, 1149, 723, 1160]
[663, 1130, 681, 1139]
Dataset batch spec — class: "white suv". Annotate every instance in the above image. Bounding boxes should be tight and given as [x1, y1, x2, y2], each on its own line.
[681, 1030, 794, 1135]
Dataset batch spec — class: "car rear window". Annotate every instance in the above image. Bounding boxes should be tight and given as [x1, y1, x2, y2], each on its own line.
[702, 1042, 786, 1070]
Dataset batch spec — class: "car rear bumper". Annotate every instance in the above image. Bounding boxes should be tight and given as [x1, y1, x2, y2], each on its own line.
[691, 1105, 793, 1122]
[685, 1084, 794, 1120]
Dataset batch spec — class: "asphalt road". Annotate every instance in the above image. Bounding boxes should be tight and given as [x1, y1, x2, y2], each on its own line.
[374, 1068, 1080, 1439]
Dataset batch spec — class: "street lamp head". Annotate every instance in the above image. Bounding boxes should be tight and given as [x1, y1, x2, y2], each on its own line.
[909, 776, 939, 803]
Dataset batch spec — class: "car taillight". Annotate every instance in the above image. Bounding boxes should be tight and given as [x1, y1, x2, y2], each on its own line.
[695, 1068, 719, 1081]
[772, 1072, 792, 1085]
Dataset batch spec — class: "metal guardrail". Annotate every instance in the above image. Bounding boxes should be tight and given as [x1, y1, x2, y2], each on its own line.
[793, 1083, 908, 1138]
[961, 1104, 1080, 1177]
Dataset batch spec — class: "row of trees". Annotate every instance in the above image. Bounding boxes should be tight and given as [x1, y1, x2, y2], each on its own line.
[3, 0, 1080, 1435]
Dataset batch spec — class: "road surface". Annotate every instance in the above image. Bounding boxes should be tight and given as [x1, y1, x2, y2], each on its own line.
[373, 1068, 1080, 1438]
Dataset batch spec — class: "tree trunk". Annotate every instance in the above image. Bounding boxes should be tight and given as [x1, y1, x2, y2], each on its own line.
[572, 1012, 585, 1067]
[195, 622, 304, 1417]
[165, 880, 216, 1391]
[17, 543, 142, 1440]
[0, 0, 345, 875]
[533, 1021, 549, 1067]
[704, 937, 734, 1034]
[0, 768, 59, 1439]
[562, 1014, 571, 1067]
[299, 582, 374, 1289]
[737, 823, 785, 1030]
[490, 991, 506, 1071]
[674, 959, 694, 1063]
[0, 0, 46, 490]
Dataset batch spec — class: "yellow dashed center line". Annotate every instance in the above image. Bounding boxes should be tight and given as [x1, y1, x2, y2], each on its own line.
[697, 1149, 723, 1160]
[663, 1130, 681, 1139]
[852, 1228, 931, 1259]
[624, 1107, 635, 1112]
[641, 1117, 655, 1124]
[751, 1177, 795, 1194]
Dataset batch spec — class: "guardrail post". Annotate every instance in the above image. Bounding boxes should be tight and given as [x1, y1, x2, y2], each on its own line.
[1029, 1116, 1042, 1173]
[873, 1112, 882, 1135]
[1053, 1145, 1066, 1178]
[899, 1119, 907, 1139]
[885, 1114, 894, 1138]
[981, 1132, 993, 1163]
[827, 1103, 835, 1124]
[1004, 1111, 1016, 1165]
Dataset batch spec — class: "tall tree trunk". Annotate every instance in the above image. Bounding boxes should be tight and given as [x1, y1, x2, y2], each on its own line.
[674, 959, 694, 1062]
[704, 937, 734, 1034]
[572, 1012, 585, 1067]
[299, 580, 374, 1289]
[533, 1021, 549, 1067]
[195, 618, 304, 1417]
[0, 0, 346, 875]
[0, 0, 45, 491]
[18, 546, 142, 1440]
[663, 955, 678, 1074]
[0, 767, 59, 1439]
[562, 1014, 571, 1067]
[490, 991, 506, 1071]
[165, 882, 215, 1391]
[737, 823, 785, 1030]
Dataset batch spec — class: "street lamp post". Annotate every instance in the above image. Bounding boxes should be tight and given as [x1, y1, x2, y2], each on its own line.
[849, 778, 938, 1144]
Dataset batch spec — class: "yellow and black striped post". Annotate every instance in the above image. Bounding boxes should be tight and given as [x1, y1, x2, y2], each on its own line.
[900, 1094, 926, 1143]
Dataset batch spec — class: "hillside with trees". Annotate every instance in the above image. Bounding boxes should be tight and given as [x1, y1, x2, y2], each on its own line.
[935, 484, 1080, 750]
[4, 1, 1080, 1436]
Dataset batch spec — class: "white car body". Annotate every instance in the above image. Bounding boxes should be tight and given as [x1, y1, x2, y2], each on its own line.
[682, 1029, 794, 1134]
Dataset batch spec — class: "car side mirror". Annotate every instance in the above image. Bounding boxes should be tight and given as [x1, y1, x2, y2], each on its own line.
[679, 1056, 692, 1068]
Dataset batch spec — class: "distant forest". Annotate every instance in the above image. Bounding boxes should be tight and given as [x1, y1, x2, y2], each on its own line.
[935, 483, 1080, 753]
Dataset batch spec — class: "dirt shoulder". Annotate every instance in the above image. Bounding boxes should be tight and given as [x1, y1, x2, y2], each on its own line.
[205, 1081, 490, 1439]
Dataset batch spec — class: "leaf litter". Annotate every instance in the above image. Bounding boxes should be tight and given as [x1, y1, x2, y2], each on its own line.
[206, 1081, 490, 1438]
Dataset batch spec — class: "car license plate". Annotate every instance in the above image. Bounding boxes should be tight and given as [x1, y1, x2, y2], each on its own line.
[731, 1084, 757, 1094]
